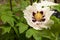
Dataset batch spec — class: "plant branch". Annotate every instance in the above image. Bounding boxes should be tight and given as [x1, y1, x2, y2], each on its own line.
[10, 0, 13, 11]
[30, 0, 33, 5]
[55, 33, 59, 40]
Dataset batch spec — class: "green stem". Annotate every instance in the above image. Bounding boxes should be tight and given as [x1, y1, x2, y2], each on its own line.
[30, 0, 33, 5]
[54, 0, 57, 3]
[37, 0, 40, 3]
[55, 37, 58, 40]
[50, 32, 59, 40]
[12, 26, 19, 37]
[36, 0, 37, 2]
[10, 0, 13, 11]
[55, 33, 59, 40]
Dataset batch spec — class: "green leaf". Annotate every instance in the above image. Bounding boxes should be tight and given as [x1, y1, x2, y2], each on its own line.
[14, 16, 20, 20]
[1, 15, 15, 26]
[51, 16, 60, 24]
[33, 33, 42, 40]
[1, 27, 11, 34]
[51, 16, 60, 33]
[0, 6, 10, 12]
[20, 17, 27, 24]
[53, 4, 60, 12]
[13, 7, 20, 13]
[26, 28, 54, 39]
[38, 30, 55, 39]
[26, 28, 42, 40]
[20, 0, 30, 10]
[1, 11, 13, 16]
[16, 22, 28, 33]
[26, 28, 35, 38]
[12, 27, 19, 37]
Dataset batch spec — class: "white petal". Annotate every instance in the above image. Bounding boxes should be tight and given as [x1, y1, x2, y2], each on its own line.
[45, 11, 54, 19]
[25, 5, 34, 13]
[41, 1, 58, 6]
[45, 20, 54, 29]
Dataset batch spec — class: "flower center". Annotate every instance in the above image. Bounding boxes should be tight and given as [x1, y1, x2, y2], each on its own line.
[32, 11, 45, 22]
[34, 11, 43, 21]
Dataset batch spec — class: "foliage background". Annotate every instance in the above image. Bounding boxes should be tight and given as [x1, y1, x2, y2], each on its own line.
[0, 0, 60, 40]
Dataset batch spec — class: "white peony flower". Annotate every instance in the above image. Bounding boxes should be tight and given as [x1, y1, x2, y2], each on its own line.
[23, 1, 57, 30]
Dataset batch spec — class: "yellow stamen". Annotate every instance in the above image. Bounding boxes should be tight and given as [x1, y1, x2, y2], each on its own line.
[34, 12, 43, 21]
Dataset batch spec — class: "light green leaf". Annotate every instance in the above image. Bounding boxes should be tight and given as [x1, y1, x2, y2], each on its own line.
[1, 15, 15, 26]
[1, 15, 8, 23]
[26, 28, 35, 38]
[33, 34, 42, 40]
[53, 4, 60, 12]
[26, 28, 42, 40]
[13, 7, 20, 13]
[16, 22, 28, 33]
[1, 11, 13, 16]
[51, 16, 60, 24]
[20, 0, 30, 10]
[38, 30, 54, 39]
[20, 17, 27, 24]
[26, 28, 55, 40]
[51, 16, 60, 33]
[2, 27, 11, 34]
